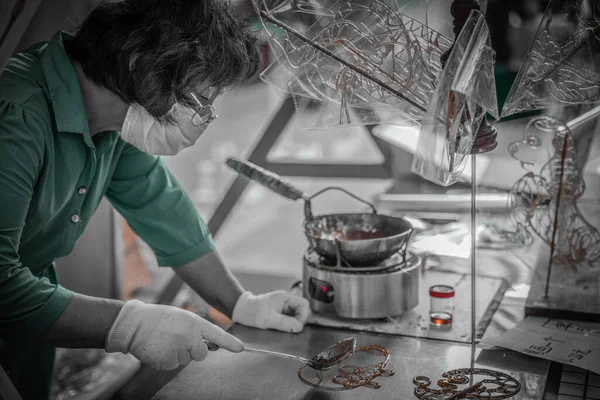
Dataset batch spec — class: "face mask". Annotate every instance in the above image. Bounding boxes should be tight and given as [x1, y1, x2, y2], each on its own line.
[120, 92, 218, 156]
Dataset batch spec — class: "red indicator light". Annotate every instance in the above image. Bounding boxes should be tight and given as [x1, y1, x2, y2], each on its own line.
[320, 285, 328, 293]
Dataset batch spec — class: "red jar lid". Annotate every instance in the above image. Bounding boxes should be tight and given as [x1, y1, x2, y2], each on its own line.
[429, 285, 455, 298]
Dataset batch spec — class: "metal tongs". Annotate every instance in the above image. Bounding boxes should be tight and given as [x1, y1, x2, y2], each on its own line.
[206, 337, 356, 371]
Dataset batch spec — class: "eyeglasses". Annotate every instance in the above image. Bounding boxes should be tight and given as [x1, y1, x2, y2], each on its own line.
[190, 88, 221, 125]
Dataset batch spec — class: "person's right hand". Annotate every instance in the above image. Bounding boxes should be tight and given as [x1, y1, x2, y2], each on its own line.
[105, 300, 244, 370]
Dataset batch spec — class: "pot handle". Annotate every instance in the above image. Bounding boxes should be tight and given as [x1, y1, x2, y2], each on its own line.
[305, 187, 377, 219]
[226, 157, 307, 201]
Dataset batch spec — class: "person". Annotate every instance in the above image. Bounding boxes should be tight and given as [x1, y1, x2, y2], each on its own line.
[0, 0, 311, 398]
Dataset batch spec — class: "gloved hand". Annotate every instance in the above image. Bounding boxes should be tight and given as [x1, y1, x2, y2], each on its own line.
[105, 300, 243, 370]
[231, 290, 311, 333]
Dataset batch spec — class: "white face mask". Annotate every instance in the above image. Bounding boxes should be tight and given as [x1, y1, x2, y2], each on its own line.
[120, 93, 218, 156]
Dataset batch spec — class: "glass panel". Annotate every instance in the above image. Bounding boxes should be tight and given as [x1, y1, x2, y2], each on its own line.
[490, 106, 600, 314]
[266, 115, 385, 164]
[129, 1, 575, 393]
[133, 83, 287, 303]
[477, 106, 600, 375]
[162, 82, 287, 220]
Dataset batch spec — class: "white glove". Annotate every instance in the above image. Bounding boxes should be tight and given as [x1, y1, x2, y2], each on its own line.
[105, 300, 244, 370]
[231, 290, 311, 333]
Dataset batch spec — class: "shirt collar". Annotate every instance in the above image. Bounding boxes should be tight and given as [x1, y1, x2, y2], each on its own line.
[40, 31, 94, 148]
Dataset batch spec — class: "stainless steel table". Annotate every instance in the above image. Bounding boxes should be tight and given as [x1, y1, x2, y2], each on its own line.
[150, 247, 550, 400]
[151, 324, 550, 400]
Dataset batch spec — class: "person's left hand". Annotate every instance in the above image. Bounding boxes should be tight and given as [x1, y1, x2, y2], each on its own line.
[231, 290, 311, 333]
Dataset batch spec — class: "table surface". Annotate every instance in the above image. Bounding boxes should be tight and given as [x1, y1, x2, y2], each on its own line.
[150, 120, 556, 398]
[151, 323, 550, 400]
[151, 245, 548, 400]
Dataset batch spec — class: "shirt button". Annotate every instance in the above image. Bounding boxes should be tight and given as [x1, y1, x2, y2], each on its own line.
[71, 214, 81, 223]
[78, 186, 87, 195]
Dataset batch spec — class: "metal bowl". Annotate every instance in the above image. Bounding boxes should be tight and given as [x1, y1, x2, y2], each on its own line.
[225, 157, 414, 266]
[303, 213, 413, 266]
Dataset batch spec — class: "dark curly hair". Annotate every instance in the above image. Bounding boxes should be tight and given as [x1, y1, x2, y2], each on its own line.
[65, 0, 261, 122]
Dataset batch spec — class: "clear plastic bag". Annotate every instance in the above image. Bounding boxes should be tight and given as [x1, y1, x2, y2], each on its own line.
[411, 9, 498, 186]
[254, 0, 453, 129]
[501, 0, 600, 118]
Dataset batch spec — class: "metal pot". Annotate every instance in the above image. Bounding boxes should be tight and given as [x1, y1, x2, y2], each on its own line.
[226, 158, 413, 266]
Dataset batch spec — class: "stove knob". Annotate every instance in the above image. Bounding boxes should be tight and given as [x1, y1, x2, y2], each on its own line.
[308, 278, 334, 303]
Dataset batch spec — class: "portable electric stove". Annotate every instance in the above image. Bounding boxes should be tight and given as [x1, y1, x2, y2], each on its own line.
[302, 248, 421, 320]
[225, 157, 421, 320]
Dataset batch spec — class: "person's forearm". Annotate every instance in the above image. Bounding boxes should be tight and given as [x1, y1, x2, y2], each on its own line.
[38, 293, 124, 348]
[173, 248, 244, 317]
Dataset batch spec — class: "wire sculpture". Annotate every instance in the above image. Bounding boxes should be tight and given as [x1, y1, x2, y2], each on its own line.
[507, 116, 600, 271]
[254, 0, 453, 128]
[298, 345, 394, 390]
[254, 0, 499, 185]
[413, 368, 521, 400]
[501, 0, 600, 118]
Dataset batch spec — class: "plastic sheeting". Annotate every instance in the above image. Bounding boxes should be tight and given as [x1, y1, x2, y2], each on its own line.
[255, 0, 453, 128]
[501, 0, 600, 117]
[411, 10, 498, 186]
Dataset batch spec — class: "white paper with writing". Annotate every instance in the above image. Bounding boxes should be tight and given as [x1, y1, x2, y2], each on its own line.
[481, 317, 600, 374]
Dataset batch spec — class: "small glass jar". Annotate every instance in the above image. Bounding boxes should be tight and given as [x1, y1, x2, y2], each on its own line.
[429, 285, 454, 326]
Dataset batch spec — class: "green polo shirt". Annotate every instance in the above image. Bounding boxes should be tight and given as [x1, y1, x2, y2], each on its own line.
[0, 31, 215, 342]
